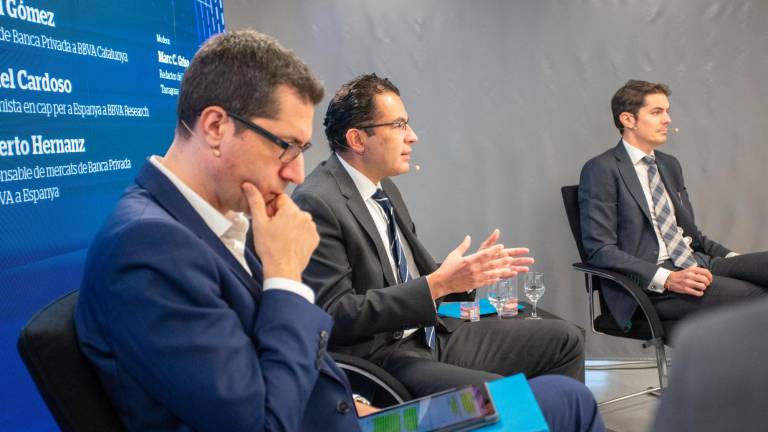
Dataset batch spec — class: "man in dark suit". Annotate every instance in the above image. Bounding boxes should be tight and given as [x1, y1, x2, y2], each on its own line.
[293, 75, 599, 430]
[579, 79, 768, 328]
[652, 297, 768, 431]
[75, 31, 364, 431]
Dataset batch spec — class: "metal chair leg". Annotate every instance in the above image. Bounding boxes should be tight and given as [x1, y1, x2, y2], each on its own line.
[645, 337, 668, 389]
[595, 339, 668, 407]
[597, 386, 661, 407]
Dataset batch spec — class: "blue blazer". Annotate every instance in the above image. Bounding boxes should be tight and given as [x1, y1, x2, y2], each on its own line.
[578, 142, 730, 327]
[76, 162, 361, 432]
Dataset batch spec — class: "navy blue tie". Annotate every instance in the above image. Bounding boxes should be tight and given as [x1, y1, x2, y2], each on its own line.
[372, 189, 436, 349]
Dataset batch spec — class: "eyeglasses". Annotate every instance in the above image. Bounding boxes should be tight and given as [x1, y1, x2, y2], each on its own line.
[357, 118, 410, 133]
[226, 111, 311, 163]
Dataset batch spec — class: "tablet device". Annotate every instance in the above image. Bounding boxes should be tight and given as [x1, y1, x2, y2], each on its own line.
[358, 382, 499, 432]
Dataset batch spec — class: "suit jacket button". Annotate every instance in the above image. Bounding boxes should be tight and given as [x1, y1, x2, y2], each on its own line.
[320, 330, 329, 341]
[336, 400, 352, 414]
[393, 330, 404, 340]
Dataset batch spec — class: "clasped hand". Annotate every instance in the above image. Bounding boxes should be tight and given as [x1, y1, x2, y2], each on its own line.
[665, 266, 713, 297]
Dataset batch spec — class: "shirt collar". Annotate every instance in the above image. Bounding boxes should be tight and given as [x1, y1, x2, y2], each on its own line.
[622, 139, 656, 166]
[149, 155, 243, 238]
[335, 153, 381, 200]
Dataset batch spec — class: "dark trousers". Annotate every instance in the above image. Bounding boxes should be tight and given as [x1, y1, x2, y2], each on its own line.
[370, 317, 598, 432]
[376, 317, 584, 397]
[651, 252, 768, 321]
[368, 315, 600, 431]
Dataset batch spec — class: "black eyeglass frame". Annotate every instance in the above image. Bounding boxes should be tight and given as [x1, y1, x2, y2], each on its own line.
[226, 110, 311, 163]
[356, 118, 410, 132]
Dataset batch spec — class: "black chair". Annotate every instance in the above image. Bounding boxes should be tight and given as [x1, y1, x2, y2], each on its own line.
[17, 290, 126, 432]
[561, 185, 674, 405]
[18, 290, 411, 432]
[330, 352, 412, 407]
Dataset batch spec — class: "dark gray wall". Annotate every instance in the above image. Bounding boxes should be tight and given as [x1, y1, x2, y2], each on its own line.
[224, 0, 768, 358]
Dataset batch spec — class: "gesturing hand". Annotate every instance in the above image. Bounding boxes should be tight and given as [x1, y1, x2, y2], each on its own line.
[477, 229, 535, 278]
[426, 232, 534, 299]
[242, 182, 319, 281]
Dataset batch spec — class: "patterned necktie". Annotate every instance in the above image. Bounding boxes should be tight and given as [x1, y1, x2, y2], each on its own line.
[642, 156, 697, 269]
[372, 189, 436, 349]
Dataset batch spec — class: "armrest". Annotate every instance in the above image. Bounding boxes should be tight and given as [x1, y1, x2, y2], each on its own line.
[572, 262, 666, 339]
[329, 352, 412, 405]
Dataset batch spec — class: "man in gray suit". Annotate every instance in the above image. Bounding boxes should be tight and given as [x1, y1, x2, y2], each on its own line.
[653, 297, 768, 431]
[579, 80, 768, 329]
[293, 74, 585, 398]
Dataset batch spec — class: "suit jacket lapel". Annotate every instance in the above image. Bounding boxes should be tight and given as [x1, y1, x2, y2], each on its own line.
[244, 250, 264, 284]
[135, 162, 262, 298]
[614, 142, 653, 225]
[326, 155, 398, 285]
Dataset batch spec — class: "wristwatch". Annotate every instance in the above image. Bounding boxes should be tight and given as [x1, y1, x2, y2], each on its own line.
[352, 394, 371, 406]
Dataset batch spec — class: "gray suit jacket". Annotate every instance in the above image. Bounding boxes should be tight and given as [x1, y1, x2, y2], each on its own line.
[293, 154, 461, 360]
[578, 141, 730, 327]
[653, 298, 768, 431]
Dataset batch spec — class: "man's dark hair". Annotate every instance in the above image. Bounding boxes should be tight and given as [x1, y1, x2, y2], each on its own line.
[611, 80, 671, 134]
[177, 30, 324, 137]
[324, 73, 400, 153]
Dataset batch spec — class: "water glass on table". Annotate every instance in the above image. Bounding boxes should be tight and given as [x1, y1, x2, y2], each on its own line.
[523, 272, 545, 320]
[460, 299, 481, 322]
[488, 278, 518, 318]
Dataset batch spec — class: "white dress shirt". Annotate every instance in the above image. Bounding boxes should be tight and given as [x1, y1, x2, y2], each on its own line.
[336, 153, 431, 338]
[149, 156, 315, 303]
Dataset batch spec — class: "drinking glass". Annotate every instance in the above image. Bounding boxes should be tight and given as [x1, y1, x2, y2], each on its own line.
[523, 272, 545, 320]
[499, 277, 519, 318]
[460, 300, 480, 322]
[488, 278, 518, 318]
[486, 281, 505, 313]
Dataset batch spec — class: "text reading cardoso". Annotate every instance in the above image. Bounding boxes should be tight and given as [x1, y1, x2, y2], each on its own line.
[0, 67, 72, 93]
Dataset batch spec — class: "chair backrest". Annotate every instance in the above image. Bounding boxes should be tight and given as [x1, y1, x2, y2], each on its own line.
[561, 185, 610, 303]
[561, 185, 589, 262]
[17, 290, 125, 432]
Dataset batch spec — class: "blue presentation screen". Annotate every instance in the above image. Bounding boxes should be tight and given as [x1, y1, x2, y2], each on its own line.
[0, 1, 224, 429]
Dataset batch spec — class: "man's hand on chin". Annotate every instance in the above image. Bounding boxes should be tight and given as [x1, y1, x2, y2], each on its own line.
[242, 182, 319, 281]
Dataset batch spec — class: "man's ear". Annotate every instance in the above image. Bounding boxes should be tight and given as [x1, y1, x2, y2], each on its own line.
[198, 106, 230, 145]
[619, 112, 636, 130]
[344, 128, 367, 154]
